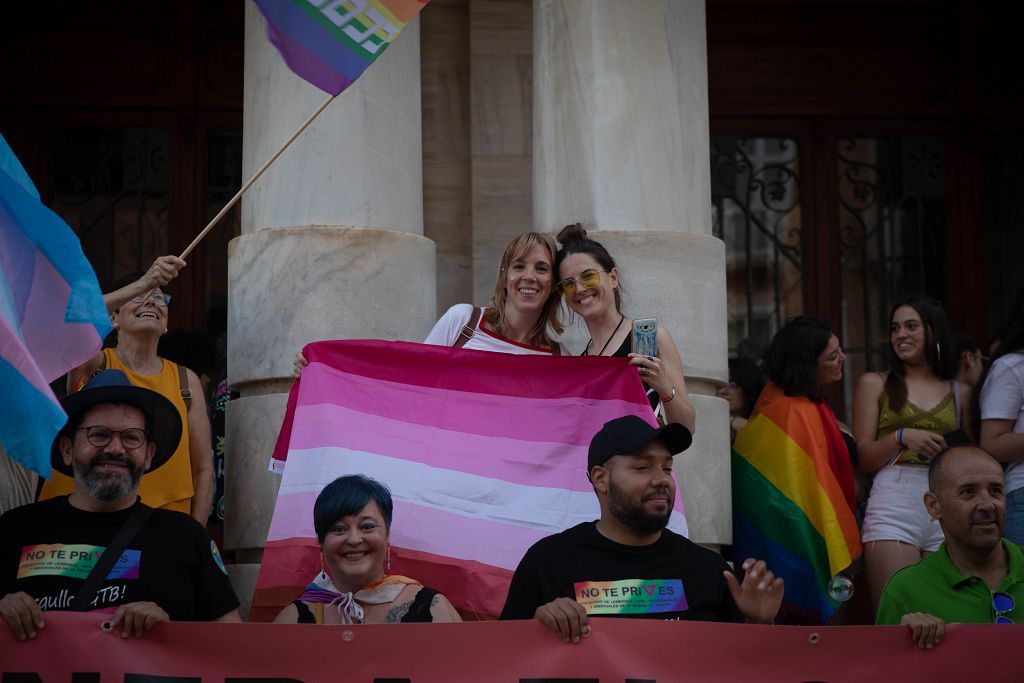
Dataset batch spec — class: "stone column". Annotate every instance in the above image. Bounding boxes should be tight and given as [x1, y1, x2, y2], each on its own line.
[534, 0, 730, 545]
[226, 5, 436, 615]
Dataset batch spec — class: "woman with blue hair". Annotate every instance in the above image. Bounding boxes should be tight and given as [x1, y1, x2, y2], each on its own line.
[273, 475, 461, 624]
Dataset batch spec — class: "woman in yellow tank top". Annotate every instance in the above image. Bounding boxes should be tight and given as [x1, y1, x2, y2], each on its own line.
[852, 295, 973, 615]
[38, 256, 213, 523]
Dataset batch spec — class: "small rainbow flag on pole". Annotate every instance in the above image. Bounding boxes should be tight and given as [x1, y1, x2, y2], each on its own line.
[253, 0, 430, 95]
[731, 382, 861, 623]
[0, 133, 111, 477]
[252, 340, 687, 621]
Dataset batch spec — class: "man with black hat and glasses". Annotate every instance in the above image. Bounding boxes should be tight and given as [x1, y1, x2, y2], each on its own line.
[0, 370, 239, 641]
[876, 445, 1023, 649]
[500, 415, 783, 642]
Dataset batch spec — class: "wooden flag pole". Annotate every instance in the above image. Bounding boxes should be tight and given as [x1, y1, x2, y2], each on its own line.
[178, 92, 337, 260]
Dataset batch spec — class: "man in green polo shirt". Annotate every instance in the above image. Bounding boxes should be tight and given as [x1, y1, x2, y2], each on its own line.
[876, 445, 1022, 648]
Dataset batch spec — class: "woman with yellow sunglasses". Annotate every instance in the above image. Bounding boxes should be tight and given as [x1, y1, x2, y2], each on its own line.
[554, 223, 695, 433]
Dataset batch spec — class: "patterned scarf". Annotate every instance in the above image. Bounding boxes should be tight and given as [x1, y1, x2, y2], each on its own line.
[298, 572, 421, 624]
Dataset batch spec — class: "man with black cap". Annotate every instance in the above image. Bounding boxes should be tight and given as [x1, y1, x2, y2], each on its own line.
[0, 370, 240, 641]
[500, 415, 783, 642]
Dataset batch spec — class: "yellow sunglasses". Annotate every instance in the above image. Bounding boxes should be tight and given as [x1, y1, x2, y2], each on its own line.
[556, 269, 602, 298]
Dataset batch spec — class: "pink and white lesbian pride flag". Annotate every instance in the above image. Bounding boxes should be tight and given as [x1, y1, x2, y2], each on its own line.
[251, 340, 687, 620]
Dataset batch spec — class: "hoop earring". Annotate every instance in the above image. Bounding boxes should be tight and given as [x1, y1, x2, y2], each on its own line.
[936, 342, 941, 358]
[385, 545, 392, 577]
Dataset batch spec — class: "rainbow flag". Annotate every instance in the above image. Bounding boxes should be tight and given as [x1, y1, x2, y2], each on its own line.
[253, 0, 430, 96]
[252, 340, 687, 621]
[0, 133, 110, 477]
[731, 382, 861, 623]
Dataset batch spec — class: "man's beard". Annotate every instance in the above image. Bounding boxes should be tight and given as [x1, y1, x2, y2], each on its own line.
[607, 475, 673, 535]
[72, 452, 143, 502]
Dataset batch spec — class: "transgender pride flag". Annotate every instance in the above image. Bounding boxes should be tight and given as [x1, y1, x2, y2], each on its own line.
[253, 0, 430, 96]
[0, 134, 110, 477]
[251, 340, 688, 621]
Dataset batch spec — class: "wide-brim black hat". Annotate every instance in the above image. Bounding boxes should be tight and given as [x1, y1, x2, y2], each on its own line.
[588, 415, 693, 472]
[50, 369, 182, 476]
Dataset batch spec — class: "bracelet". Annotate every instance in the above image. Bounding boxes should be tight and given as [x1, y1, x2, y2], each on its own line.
[897, 427, 905, 448]
[659, 388, 676, 403]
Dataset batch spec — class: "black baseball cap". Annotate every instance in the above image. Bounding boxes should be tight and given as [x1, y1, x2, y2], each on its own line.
[588, 415, 692, 472]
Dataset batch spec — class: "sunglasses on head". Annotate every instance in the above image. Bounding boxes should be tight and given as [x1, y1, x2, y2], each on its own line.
[993, 591, 1014, 624]
[555, 269, 602, 298]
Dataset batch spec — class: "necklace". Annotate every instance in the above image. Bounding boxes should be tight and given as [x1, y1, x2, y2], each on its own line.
[583, 315, 625, 357]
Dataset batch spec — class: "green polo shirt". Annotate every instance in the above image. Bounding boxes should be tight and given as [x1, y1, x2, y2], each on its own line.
[876, 539, 1024, 625]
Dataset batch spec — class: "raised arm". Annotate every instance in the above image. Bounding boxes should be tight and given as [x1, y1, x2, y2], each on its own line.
[629, 326, 696, 433]
[103, 256, 185, 313]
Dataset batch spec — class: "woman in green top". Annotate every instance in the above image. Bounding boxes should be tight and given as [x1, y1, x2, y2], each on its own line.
[852, 295, 974, 615]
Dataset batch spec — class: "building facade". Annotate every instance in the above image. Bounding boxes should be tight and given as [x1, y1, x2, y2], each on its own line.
[4, 0, 1023, 613]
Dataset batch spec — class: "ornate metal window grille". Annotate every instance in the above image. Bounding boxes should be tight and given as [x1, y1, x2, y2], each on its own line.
[711, 136, 804, 358]
[837, 135, 946, 384]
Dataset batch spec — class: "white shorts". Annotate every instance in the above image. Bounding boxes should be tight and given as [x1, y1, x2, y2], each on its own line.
[861, 465, 944, 551]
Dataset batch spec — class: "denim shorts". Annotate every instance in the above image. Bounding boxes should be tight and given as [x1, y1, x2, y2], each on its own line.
[1005, 487, 1024, 545]
[861, 465, 944, 551]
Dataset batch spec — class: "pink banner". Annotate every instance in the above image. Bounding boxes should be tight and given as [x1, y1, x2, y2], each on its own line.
[2, 612, 1021, 682]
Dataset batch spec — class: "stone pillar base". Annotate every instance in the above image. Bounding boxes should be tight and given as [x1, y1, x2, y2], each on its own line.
[680, 394, 731, 544]
[224, 394, 286, 551]
[228, 226, 437, 389]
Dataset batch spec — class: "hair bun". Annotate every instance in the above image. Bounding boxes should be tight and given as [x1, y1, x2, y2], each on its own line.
[556, 222, 588, 245]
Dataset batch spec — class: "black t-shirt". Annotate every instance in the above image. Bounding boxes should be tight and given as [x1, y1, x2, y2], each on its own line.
[0, 497, 238, 620]
[499, 522, 742, 623]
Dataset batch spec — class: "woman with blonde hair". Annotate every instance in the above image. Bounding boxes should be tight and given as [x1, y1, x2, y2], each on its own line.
[424, 231, 563, 354]
[293, 232, 565, 378]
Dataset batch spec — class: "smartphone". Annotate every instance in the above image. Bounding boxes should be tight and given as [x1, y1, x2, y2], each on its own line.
[632, 318, 658, 358]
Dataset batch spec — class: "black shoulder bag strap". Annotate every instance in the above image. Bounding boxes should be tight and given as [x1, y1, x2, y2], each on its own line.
[71, 502, 154, 611]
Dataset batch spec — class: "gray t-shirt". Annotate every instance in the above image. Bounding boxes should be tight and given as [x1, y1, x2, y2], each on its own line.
[980, 351, 1024, 493]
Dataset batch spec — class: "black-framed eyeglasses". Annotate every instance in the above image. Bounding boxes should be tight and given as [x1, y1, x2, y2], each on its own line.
[130, 292, 171, 307]
[75, 426, 148, 450]
[555, 269, 602, 298]
[993, 590, 1014, 624]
